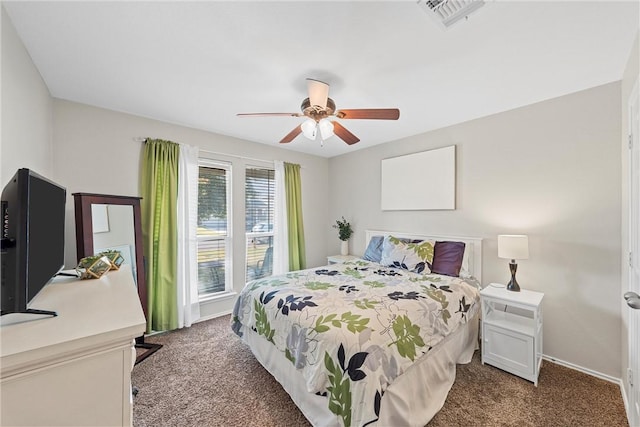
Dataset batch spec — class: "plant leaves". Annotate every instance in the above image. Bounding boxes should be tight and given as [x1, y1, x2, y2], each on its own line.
[338, 344, 346, 371]
[347, 351, 368, 372]
[349, 369, 366, 382]
[260, 289, 279, 305]
[374, 390, 381, 416]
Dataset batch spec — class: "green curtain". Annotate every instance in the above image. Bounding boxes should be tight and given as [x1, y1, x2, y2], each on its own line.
[284, 162, 306, 270]
[141, 139, 179, 332]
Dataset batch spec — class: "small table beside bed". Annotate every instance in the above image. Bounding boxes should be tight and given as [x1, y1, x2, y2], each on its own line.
[232, 230, 483, 427]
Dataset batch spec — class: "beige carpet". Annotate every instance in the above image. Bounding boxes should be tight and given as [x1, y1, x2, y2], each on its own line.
[132, 315, 628, 427]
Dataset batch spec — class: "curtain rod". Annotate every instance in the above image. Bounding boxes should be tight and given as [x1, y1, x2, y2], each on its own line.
[133, 137, 276, 165]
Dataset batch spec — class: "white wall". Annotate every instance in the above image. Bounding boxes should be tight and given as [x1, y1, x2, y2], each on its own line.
[51, 99, 329, 318]
[1, 6, 53, 185]
[620, 31, 639, 405]
[328, 82, 623, 379]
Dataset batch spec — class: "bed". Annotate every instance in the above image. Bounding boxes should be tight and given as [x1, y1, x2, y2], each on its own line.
[232, 230, 483, 427]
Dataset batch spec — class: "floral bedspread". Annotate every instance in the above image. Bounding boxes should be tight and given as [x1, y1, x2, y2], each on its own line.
[232, 259, 480, 427]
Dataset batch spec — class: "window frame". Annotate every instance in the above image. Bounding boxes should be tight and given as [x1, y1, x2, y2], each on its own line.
[197, 158, 233, 300]
[245, 165, 276, 282]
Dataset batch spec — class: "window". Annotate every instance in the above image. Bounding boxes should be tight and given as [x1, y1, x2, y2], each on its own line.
[197, 161, 231, 297]
[245, 167, 275, 281]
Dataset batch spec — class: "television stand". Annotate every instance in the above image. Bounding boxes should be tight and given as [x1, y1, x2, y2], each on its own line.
[23, 308, 57, 317]
[0, 308, 57, 325]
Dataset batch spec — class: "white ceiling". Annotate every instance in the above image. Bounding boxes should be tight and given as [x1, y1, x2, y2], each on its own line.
[4, 1, 639, 158]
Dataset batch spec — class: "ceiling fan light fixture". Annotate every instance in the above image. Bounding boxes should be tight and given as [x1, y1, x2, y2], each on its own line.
[307, 78, 329, 108]
[301, 118, 317, 140]
[318, 118, 334, 140]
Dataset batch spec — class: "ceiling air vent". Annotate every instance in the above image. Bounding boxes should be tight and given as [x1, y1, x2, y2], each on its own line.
[417, 0, 485, 28]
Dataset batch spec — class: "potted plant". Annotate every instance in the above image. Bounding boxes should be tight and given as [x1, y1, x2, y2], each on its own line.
[333, 216, 353, 255]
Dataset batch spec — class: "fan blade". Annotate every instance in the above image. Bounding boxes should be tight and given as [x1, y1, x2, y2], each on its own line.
[335, 109, 400, 120]
[332, 121, 360, 145]
[279, 126, 302, 144]
[307, 78, 329, 108]
[237, 112, 301, 117]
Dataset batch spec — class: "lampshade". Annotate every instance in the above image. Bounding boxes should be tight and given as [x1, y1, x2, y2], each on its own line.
[498, 235, 529, 260]
[301, 119, 317, 140]
[307, 78, 329, 108]
[318, 118, 334, 140]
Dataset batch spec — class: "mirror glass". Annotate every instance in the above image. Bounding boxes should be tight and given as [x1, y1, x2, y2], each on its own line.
[91, 204, 138, 285]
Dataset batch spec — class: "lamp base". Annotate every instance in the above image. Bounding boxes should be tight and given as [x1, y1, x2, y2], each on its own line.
[506, 260, 521, 292]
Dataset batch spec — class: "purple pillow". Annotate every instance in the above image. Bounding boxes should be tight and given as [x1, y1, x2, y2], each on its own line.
[431, 241, 466, 277]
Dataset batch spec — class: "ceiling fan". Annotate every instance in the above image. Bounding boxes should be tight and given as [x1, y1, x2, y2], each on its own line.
[237, 79, 400, 145]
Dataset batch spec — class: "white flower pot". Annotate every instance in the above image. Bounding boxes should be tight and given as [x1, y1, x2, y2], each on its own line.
[340, 240, 349, 256]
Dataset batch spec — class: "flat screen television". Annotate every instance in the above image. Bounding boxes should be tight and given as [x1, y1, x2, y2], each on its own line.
[1, 168, 66, 316]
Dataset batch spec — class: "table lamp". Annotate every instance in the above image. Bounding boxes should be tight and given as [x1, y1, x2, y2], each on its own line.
[498, 235, 529, 292]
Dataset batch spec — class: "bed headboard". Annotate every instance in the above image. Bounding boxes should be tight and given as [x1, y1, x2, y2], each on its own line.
[364, 230, 483, 283]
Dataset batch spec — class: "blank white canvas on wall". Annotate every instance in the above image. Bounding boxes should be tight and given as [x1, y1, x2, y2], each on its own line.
[381, 145, 456, 210]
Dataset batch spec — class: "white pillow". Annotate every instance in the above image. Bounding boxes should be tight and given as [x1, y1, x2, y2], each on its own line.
[379, 235, 435, 274]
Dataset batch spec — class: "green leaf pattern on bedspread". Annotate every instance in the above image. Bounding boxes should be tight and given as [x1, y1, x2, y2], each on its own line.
[389, 315, 426, 361]
[388, 235, 434, 264]
[232, 260, 479, 427]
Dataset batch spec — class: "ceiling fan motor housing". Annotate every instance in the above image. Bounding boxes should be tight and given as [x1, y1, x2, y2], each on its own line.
[301, 97, 336, 121]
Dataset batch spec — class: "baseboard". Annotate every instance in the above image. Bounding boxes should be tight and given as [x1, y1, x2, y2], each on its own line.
[143, 310, 233, 336]
[196, 309, 233, 324]
[620, 378, 631, 425]
[542, 354, 620, 384]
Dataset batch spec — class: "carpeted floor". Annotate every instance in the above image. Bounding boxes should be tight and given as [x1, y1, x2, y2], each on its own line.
[132, 315, 628, 427]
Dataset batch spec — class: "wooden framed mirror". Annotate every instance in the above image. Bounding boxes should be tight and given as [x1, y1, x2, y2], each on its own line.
[73, 192, 160, 363]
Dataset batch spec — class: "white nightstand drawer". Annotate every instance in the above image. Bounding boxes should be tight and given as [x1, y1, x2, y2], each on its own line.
[483, 323, 534, 377]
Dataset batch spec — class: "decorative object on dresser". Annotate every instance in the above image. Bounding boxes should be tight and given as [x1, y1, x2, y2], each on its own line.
[99, 249, 126, 270]
[73, 192, 161, 364]
[75, 255, 112, 279]
[480, 285, 544, 385]
[497, 234, 529, 292]
[333, 216, 353, 255]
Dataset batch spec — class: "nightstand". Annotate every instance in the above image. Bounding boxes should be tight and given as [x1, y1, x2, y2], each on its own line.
[480, 284, 544, 386]
[326, 254, 359, 265]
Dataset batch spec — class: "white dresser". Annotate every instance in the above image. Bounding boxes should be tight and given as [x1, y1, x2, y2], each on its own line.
[0, 266, 146, 426]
